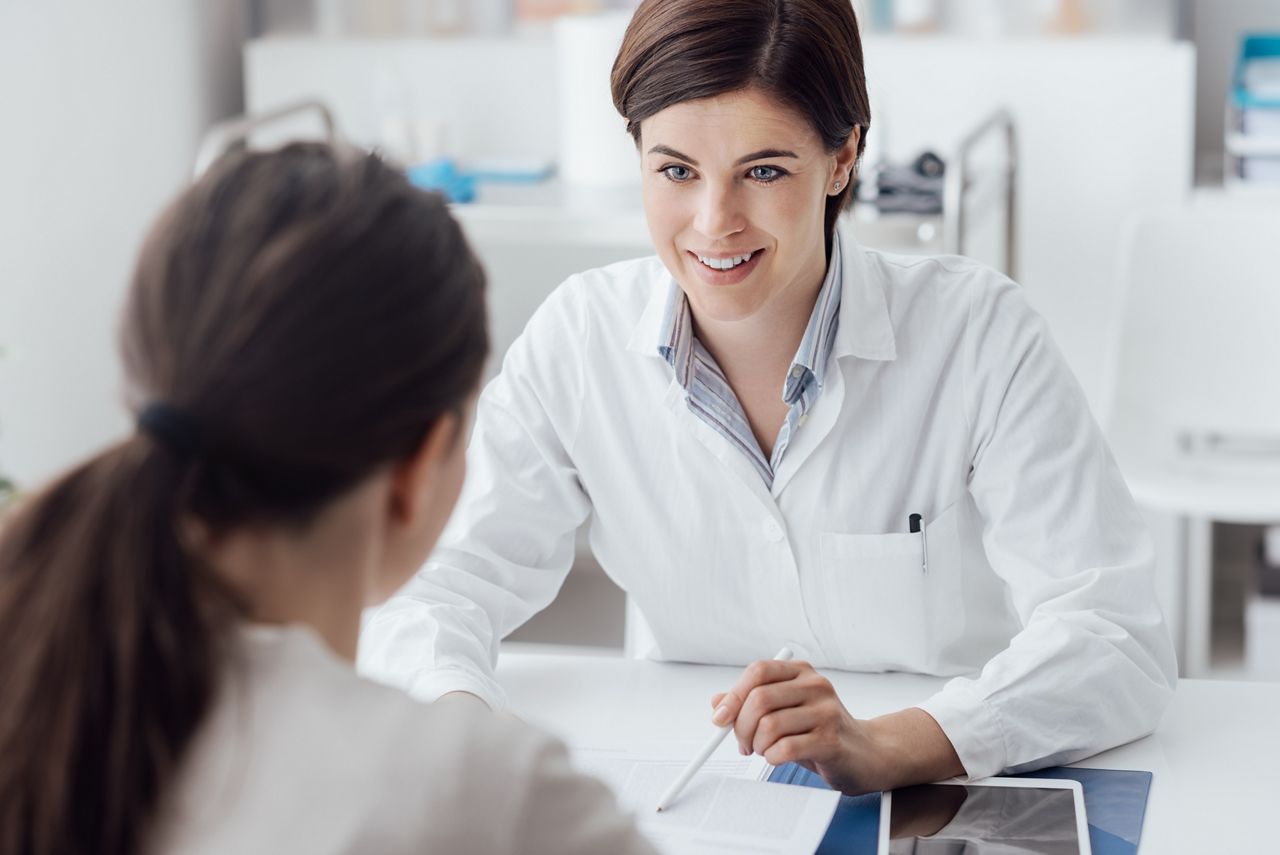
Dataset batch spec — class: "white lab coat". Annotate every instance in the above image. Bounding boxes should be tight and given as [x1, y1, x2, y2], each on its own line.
[359, 226, 1177, 781]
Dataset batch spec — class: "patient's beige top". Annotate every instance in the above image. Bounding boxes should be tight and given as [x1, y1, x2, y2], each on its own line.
[150, 623, 654, 855]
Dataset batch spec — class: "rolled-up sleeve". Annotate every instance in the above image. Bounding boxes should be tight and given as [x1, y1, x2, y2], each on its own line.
[916, 278, 1177, 780]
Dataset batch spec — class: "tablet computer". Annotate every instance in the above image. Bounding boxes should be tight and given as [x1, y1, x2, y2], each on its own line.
[877, 776, 1091, 855]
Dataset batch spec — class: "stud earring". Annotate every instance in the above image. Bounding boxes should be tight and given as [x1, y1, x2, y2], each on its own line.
[833, 180, 842, 192]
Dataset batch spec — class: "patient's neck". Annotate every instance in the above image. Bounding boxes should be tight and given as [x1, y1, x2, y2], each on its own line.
[197, 482, 385, 662]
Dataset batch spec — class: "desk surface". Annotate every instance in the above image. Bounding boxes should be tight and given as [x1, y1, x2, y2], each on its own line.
[496, 652, 1280, 855]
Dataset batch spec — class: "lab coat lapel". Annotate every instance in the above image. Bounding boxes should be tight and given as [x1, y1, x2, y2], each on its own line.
[770, 364, 846, 497]
[770, 227, 897, 497]
[662, 378, 780, 514]
[636, 267, 779, 513]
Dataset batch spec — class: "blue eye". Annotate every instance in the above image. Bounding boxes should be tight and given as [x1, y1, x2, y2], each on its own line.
[661, 164, 693, 182]
[750, 165, 784, 183]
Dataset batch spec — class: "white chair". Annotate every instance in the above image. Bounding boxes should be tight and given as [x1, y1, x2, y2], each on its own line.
[1103, 203, 1280, 676]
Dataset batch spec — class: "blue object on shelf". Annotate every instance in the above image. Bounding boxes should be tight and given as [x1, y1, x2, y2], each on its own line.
[1232, 34, 1280, 109]
[467, 158, 556, 184]
[406, 156, 555, 202]
[406, 157, 476, 203]
[869, 0, 894, 33]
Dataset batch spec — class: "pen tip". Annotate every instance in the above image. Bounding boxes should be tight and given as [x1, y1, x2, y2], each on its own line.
[655, 806, 663, 813]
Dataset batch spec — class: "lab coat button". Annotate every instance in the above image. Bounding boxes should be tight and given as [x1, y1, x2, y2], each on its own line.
[763, 519, 785, 542]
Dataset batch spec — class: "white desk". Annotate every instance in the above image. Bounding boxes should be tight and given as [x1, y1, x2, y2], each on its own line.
[496, 652, 1280, 854]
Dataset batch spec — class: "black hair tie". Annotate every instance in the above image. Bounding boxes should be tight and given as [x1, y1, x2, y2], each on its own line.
[137, 402, 203, 460]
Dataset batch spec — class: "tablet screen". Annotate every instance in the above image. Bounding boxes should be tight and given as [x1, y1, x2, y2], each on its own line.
[884, 782, 1085, 854]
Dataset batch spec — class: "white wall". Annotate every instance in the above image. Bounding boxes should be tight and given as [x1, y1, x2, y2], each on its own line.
[0, 1, 246, 488]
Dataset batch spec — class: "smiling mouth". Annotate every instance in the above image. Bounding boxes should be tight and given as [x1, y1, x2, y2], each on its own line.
[692, 250, 760, 271]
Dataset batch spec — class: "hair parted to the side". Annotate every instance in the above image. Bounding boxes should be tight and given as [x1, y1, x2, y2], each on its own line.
[610, 0, 871, 243]
[0, 143, 488, 855]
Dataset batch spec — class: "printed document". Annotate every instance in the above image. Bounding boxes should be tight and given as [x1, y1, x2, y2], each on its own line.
[572, 743, 839, 855]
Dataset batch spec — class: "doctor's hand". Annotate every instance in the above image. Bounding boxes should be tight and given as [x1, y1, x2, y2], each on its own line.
[709, 659, 966, 796]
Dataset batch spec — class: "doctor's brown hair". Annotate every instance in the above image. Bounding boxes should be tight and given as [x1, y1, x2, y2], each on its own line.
[611, 0, 871, 244]
[0, 144, 488, 855]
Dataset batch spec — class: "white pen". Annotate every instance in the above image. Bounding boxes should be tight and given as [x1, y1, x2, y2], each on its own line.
[654, 646, 794, 812]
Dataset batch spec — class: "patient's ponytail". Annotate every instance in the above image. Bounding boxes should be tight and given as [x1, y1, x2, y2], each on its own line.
[0, 438, 236, 855]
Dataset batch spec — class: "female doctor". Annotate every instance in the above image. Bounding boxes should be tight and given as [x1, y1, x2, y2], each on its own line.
[360, 0, 1176, 794]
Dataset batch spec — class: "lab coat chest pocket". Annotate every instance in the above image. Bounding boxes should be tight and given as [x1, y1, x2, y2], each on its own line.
[818, 501, 963, 673]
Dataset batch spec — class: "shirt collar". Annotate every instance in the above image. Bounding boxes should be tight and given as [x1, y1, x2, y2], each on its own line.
[656, 279, 696, 388]
[780, 236, 842, 403]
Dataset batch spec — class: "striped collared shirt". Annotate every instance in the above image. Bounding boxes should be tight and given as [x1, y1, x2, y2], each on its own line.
[657, 239, 843, 489]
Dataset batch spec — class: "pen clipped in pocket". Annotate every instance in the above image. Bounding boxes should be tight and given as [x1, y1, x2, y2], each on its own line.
[817, 501, 962, 671]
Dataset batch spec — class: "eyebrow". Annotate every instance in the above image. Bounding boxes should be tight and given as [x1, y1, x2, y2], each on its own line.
[645, 145, 800, 167]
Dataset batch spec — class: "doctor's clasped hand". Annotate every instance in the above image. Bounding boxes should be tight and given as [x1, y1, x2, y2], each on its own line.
[710, 658, 963, 795]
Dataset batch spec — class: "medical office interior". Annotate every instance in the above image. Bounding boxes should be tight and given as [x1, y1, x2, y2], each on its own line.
[1, 0, 1279, 688]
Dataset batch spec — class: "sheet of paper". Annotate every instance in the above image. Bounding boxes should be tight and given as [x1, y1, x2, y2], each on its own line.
[572, 745, 839, 855]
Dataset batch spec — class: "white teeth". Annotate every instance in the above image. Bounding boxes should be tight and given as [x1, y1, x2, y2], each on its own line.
[697, 251, 754, 270]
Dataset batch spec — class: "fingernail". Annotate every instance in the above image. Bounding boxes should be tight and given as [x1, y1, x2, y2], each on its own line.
[712, 704, 731, 725]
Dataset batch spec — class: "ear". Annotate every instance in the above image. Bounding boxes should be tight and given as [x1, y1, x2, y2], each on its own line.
[387, 412, 459, 528]
[831, 126, 862, 192]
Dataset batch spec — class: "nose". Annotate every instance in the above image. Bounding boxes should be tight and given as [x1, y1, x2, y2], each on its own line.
[692, 181, 745, 241]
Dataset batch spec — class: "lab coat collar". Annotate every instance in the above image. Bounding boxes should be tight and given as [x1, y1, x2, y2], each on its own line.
[627, 268, 674, 355]
[831, 225, 897, 363]
[625, 223, 897, 364]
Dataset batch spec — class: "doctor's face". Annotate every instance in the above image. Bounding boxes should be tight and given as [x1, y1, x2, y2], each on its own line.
[639, 87, 842, 324]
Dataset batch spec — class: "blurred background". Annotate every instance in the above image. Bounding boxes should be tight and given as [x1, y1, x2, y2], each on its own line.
[2, 0, 1278, 681]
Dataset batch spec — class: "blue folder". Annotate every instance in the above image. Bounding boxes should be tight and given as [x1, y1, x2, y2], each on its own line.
[768, 763, 1152, 854]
